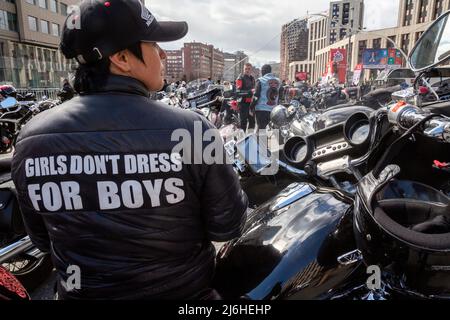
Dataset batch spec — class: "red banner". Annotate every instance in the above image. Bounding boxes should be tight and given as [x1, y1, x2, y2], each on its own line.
[330, 49, 347, 84]
[295, 72, 308, 81]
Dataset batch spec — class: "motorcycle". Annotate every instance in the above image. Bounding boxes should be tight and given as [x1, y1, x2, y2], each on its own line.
[269, 81, 408, 146]
[214, 12, 450, 300]
[0, 266, 29, 300]
[268, 99, 374, 145]
[0, 97, 58, 153]
[0, 157, 53, 291]
[0, 97, 56, 291]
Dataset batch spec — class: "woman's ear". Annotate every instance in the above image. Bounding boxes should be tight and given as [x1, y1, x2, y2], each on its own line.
[109, 50, 132, 74]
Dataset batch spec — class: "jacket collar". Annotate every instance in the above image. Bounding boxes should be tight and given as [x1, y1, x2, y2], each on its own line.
[84, 75, 150, 98]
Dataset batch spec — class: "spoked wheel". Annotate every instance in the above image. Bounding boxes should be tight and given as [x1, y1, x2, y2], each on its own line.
[2, 253, 53, 291]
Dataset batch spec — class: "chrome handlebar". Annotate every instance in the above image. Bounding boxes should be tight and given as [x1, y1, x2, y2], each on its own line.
[388, 103, 450, 143]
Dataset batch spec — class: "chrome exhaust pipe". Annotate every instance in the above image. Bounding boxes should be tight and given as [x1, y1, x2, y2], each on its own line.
[0, 236, 34, 264]
[25, 247, 46, 260]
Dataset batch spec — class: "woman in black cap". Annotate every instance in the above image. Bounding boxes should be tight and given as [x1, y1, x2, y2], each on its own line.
[11, 0, 247, 300]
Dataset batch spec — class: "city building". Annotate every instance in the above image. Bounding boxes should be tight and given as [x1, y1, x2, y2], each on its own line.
[183, 41, 224, 81]
[268, 61, 281, 78]
[288, 15, 329, 82]
[211, 47, 224, 81]
[313, 0, 450, 84]
[234, 50, 249, 77]
[329, 0, 364, 44]
[222, 51, 249, 82]
[0, 0, 79, 88]
[164, 49, 183, 82]
[280, 18, 308, 80]
[223, 53, 236, 82]
[252, 66, 261, 79]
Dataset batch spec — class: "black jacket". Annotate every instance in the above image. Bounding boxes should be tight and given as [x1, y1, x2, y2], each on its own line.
[11, 75, 248, 300]
[235, 74, 255, 103]
[57, 83, 75, 102]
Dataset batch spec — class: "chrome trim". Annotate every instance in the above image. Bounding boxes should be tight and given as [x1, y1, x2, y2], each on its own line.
[269, 183, 316, 211]
[317, 156, 353, 178]
[0, 236, 33, 264]
[337, 249, 363, 266]
[25, 247, 46, 260]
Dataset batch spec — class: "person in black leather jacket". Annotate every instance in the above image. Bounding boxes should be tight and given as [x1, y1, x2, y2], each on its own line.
[57, 79, 75, 102]
[11, 0, 247, 300]
[235, 63, 255, 132]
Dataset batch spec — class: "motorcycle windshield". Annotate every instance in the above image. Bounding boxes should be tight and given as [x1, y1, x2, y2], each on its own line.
[186, 79, 210, 96]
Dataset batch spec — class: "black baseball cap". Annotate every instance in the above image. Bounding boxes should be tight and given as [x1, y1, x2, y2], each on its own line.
[60, 0, 188, 64]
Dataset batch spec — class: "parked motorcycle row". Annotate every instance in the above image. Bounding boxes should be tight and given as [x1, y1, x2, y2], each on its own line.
[1, 12, 450, 300]
[161, 14, 450, 300]
[0, 93, 60, 300]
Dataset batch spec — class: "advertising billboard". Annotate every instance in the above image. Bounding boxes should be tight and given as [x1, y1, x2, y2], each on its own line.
[362, 49, 403, 69]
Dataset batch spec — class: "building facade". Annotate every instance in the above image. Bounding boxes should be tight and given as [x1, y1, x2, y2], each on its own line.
[329, 0, 364, 44]
[223, 53, 236, 82]
[313, 0, 450, 84]
[280, 18, 308, 80]
[164, 49, 183, 82]
[399, 0, 449, 27]
[211, 47, 224, 81]
[222, 51, 249, 82]
[288, 15, 329, 82]
[0, 0, 79, 88]
[183, 41, 224, 81]
[268, 61, 280, 78]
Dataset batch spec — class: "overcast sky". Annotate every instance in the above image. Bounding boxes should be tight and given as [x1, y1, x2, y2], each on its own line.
[147, 0, 400, 67]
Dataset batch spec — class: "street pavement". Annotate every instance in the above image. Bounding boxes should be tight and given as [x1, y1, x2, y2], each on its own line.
[31, 270, 56, 300]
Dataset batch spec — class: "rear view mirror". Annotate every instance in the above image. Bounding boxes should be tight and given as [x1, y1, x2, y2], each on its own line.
[409, 11, 450, 71]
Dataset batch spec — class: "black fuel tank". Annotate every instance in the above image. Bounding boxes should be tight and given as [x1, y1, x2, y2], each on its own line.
[214, 183, 361, 300]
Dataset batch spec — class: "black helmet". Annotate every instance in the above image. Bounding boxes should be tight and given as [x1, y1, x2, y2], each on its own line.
[0, 85, 17, 98]
[354, 165, 450, 298]
[270, 105, 289, 129]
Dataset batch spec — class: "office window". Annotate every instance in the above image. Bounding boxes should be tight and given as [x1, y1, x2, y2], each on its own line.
[358, 40, 367, 63]
[28, 16, 38, 31]
[40, 19, 49, 34]
[60, 2, 68, 16]
[434, 0, 443, 20]
[39, 0, 47, 9]
[373, 38, 382, 49]
[403, 0, 414, 26]
[0, 10, 8, 31]
[0, 10, 18, 32]
[401, 33, 410, 55]
[417, 0, 429, 24]
[51, 23, 59, 36]
[416, 31, 424, 42]
[387, 36, 396, 49]
[49, 0, 57, 12]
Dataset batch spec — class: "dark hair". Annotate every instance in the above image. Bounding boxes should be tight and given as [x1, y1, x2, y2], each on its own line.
[73, 42, 145, 94]
[244, 62, 252, 68]
[261, 64, 272, 76]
